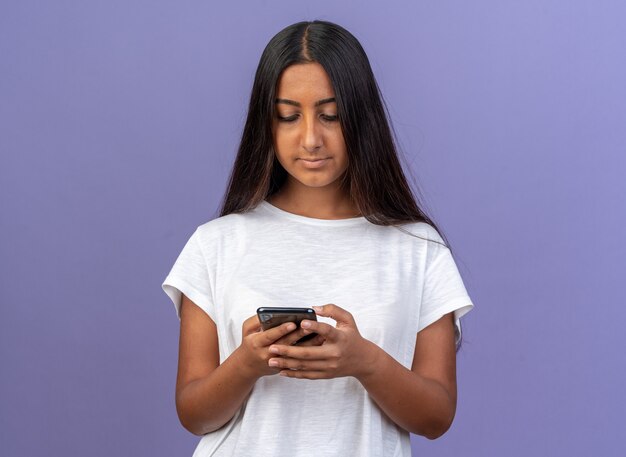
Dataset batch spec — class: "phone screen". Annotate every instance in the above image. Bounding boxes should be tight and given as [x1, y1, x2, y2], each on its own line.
[256, 307, 318, 343]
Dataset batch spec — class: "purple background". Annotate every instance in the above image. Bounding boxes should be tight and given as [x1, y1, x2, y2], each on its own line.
[1, 1, 624, 456]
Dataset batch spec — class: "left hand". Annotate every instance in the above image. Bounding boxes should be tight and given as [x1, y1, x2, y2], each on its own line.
[267, 304, 378, 379]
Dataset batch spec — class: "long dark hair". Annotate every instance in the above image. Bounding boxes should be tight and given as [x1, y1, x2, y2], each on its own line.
[219, 20, 467, 350]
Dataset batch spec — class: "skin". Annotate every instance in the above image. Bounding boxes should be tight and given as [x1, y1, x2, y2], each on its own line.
[175, 62, 458, 440]
[268, 62, 360, 219]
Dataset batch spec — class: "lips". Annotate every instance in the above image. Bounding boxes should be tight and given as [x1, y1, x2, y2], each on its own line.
[299, 157, 331, 169]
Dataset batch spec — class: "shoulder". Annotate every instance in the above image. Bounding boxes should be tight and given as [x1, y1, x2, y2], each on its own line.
[390, 221, 446, 247]
[193, 207, 263, 248]
[196, 212, 243, 235]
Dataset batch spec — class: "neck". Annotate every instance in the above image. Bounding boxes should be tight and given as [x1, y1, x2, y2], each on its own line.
[268, 178, 361, 220]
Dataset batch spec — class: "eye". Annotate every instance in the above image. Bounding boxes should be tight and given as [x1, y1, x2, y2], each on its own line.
[277, 115, 298, 123]
[321, 114, 338, 122]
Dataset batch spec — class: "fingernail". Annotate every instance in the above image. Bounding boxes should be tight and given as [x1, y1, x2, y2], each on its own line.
[269, 346, 279, 353]
[268, 359, 279, 367]
[312, 306, 321, 312]
[301, 320, 311, 328]
[286, 323, 296, 331]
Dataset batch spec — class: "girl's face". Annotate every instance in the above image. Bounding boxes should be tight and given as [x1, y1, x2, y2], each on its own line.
[272, 62, 348, 191]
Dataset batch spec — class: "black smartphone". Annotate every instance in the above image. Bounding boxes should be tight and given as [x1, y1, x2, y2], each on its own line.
[256, 307, 318, 344]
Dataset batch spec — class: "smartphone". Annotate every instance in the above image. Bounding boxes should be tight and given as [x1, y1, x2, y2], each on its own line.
[256, 307, 318, 344]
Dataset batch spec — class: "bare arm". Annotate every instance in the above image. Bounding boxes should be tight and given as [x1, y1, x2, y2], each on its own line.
[175, 294, 319, 435]
[266, 304, 457, 439]
[356, 312, 457, 439]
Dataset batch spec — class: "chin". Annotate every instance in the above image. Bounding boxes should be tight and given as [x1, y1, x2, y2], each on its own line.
[295, 176, 342, 189]
[296, 178, 330, 188]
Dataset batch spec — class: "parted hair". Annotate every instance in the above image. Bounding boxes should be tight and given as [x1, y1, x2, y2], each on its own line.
[218, 20, 465, 350]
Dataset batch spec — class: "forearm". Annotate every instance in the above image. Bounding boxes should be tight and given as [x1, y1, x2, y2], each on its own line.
[176, 347, 259, 435]
[356, 341, 455, 439]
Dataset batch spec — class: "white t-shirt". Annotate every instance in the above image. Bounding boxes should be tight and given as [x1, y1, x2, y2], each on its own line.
[162, 200, 474, 457]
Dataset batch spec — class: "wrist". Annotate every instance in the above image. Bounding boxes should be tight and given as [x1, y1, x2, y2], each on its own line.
[230, 346, 262, 382]
[354, 337, 385, 382]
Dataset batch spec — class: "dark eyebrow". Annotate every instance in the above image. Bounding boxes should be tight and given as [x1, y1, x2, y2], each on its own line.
[275, 97, 336, 107]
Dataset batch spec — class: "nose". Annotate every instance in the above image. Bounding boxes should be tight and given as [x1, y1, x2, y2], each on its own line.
[301, 113, 322, 153]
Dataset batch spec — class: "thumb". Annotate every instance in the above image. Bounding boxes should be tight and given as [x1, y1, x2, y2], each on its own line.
[313, 304, 356, 327]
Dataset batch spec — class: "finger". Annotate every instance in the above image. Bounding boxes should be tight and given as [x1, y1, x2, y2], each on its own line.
[299, 320, 337, 340]
[259, 322, 297, 345]
[242, 315, 262, 336]
[279, 370, 329, 380]
[273, 327, 313, 346]
[313, 304, 355, 327]
[268, 343, 332, 360]
[294, 334, 325, 347]
[268, 357, 330, 371]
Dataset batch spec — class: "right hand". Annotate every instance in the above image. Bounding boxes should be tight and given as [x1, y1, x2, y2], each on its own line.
[235, 315, 299, 378]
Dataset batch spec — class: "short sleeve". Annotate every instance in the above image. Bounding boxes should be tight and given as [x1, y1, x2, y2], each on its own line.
[161, 228, 216, 321]
[418, 236, 474, 348]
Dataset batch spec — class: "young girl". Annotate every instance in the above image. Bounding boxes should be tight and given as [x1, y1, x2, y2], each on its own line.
[162, 20, 474, 457]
